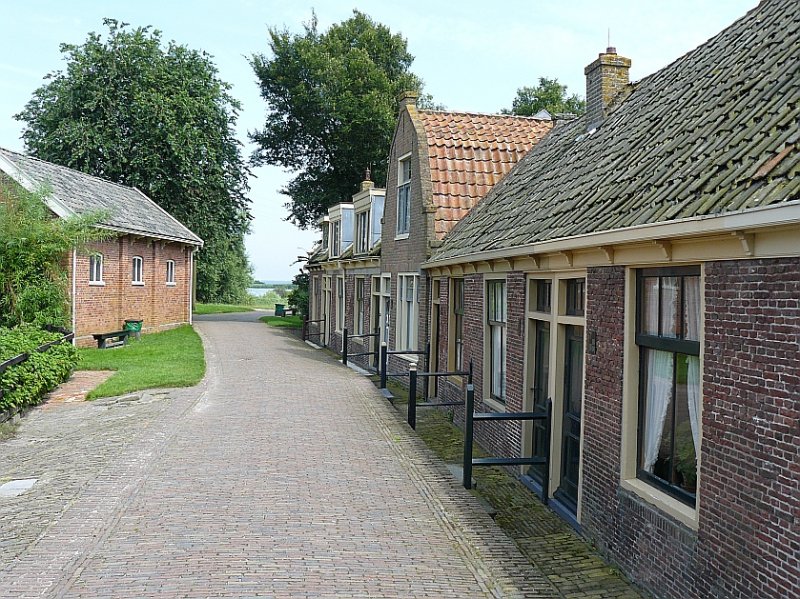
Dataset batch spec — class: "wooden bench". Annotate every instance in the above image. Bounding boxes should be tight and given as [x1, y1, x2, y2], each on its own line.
[92, 330, 131, 349]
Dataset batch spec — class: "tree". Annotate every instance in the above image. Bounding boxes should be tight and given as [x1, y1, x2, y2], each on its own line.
[286, 271, 308, 317]
[0, 181, 108, 328]
[15, 19, 252, 303]
[250, 10, 425, 228]
[506, 77, 586, 117]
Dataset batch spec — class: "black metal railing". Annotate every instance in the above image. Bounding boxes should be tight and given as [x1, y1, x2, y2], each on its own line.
[302, 317, 326, 343]
[462, 384, 553, 505]
[405, 360, 473, 429]
[341, 327, 380, 367]
[378, 342, 428, 389]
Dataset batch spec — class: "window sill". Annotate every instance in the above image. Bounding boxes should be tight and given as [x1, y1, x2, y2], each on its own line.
[166, 282, 176, 287]
[394, 352, 420, 364]
[620, 478, 698, 530]
[132, 282, 145, 287]
[89, 281, 105, 287]
[483, 395, 506, 413]
[394, 233, 409, 241]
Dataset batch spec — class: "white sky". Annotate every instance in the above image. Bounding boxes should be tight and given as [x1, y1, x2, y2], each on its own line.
[0, 0, 758, 282]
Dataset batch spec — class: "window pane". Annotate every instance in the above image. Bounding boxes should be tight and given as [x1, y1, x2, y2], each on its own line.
[675, 354, 699, 493]
[642, 277, 659, 335]
[536, 280, 551, 313]
[683, 276, 701, 341]
[491, 324, 504, 398]
[660, 277, 679, 338]
[640, 349, 675, 477]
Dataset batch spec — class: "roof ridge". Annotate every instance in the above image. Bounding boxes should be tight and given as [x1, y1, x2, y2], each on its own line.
[418, 109, 552, 122]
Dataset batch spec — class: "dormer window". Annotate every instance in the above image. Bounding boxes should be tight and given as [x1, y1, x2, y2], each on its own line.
[397, 156, 411, 236]
[331, 220, 341, 257]
[356, 210, 369, 254]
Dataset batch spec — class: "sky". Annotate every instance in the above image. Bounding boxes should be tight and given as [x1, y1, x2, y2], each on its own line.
[0, 0, 759, 282]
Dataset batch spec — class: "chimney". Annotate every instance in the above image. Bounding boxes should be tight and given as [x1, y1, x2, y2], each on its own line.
[360, 166, 374, 192]
[584, 47, 631, 130]
[397, 90, 419, 111]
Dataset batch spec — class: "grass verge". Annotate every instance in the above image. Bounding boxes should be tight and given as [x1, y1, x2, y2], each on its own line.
[259, 315, 303, 328]
[193, 303, 254, 315]
[77, 325, 205, 399]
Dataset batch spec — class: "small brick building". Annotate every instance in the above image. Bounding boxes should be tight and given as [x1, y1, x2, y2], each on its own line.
[422, 1, 799, 597]
[0, 149, 203, 346]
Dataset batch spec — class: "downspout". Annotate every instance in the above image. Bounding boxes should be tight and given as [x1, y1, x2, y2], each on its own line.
[71, 248, 77, 344]
[189, 248, 195, 325]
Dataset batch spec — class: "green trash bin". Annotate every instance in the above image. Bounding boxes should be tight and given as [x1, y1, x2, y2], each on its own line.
[124, 319, 143, 340]
[275, 304, 285, 317]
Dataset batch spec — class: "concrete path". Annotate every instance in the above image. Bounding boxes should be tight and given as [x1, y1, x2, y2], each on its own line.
[0, 313, 558, 598]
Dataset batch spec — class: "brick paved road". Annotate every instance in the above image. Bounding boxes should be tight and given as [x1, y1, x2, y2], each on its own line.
[0, 314, 559, 598]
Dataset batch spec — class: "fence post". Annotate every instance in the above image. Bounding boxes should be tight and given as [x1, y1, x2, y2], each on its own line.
[342, 328, 348, 365]
[380, 342, 388, 389]
[463, 383, 475, 489]
[408, 362, 417, 429]
[468, 359, 474, 385]
[302, 317, 308, 342]
[542, 398, 552, 506]
[423, 341, 430, 399]
[373, 325, 380, 368]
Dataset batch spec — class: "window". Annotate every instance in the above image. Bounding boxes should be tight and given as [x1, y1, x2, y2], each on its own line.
[89, 253, 103, 284]
[166, 260, 175, 285]
[132, 256, 143, 285]
[566, 278, 585, 316]
[331, 221, 341, 257]
[397, 274, 418, 351]
[354, 278, 365, 335]
[336, 276, 345, 332]
[450, 279, 465, 370]
[396, 156, 411, 235]
[487, 280, 507, 401]
[636, 267, 701, 507]
[355, 211, 370, 254]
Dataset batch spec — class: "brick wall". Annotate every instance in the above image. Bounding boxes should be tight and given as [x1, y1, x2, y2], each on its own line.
[581, 260, 800, 599]
[70, 235, 192, 346]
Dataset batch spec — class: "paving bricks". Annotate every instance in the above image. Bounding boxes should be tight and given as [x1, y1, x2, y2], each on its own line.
[0, 313, 559, 598]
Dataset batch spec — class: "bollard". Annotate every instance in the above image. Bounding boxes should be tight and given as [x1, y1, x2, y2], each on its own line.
[380, 342, 388, 389]
[408, 362, 418, 429]
[463, 383, 475, 489]
[342, 328, 348, 365]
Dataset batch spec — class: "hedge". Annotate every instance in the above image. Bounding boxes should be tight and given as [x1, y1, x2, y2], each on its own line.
[0, 325, 78, 414]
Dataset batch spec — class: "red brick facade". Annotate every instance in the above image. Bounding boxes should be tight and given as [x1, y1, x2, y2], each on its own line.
[69, 235, 193, 346]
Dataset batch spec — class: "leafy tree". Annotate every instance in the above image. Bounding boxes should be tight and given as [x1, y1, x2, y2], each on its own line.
[286, 271, 309, 317]
[15, 19, 252, 303]
[505, 77, 586, 117]
[250, 10, 424, 228]
[0, 180, 109, 328]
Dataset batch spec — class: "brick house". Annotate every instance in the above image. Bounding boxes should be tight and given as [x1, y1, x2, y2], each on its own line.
[422, 1, 799, 597]
[0, 148, 203, 346]
[306, 176, 385, 368]
[379, 96, 552, 380]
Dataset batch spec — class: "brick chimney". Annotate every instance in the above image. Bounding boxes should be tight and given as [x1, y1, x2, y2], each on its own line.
[360, 166, 374, 192]
[397, 90, 419, 111]
[584, 47, 631, 130]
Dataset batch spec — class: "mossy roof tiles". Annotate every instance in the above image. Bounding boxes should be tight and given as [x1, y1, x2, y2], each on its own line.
[430, 0, 799, 263]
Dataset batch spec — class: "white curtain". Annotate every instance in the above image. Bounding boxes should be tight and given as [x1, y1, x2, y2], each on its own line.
[643, 349, 674, 472]
[686, 355, 701, 453]
[684, 276, 701, 340]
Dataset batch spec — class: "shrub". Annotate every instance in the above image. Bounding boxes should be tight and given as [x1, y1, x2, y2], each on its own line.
[0, 325, 78, 413]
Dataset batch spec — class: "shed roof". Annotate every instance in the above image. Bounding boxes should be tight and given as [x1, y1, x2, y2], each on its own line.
[416, 110, 552, 238]
[429, 0, 799, 263]
[0, 148, 203, 246]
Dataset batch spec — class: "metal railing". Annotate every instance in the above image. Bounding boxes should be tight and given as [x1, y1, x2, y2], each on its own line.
[406, 360, 473, 429]
[378, 342, 428, 389]
[302, 317, 326, 344]
[341, 327, 380, 367]
[462, 384, 553, 505]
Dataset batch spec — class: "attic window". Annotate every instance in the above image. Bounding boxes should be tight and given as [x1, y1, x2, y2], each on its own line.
[397, 156, 412, 236]
[132, 256, 144, 285]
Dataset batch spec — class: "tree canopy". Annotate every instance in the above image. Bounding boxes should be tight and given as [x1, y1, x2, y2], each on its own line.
[506, 77, 586, 117]
[15, 19, 252, 303]
[250, 10, 425, 228]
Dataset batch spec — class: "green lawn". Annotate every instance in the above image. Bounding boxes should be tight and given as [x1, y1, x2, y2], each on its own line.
[259, 315, 303, 328]
[193, 303, 254, 314]
[77, 325, 205, 399]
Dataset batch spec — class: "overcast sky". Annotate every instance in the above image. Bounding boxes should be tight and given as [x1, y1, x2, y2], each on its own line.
[0, 0, 758, 282]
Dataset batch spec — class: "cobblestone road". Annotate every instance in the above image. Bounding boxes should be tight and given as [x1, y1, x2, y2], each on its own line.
[0, 314, 559, 598]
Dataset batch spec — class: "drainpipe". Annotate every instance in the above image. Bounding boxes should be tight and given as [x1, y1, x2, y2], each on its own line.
[71, 248, 77, 344]
[189, 247, 195, 325]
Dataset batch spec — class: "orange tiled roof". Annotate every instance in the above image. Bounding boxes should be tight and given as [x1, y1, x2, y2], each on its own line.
[418, 111, 552, 238]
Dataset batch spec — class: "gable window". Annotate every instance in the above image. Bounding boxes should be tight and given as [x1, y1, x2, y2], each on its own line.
[450, 279, 465, 370]
[336, 276, 345, 332]
[396, 156, 411, 236]
[166, 260, 175, 285]
[354, 277, 365, 335]
[89, 253, 104, 285]
[355, 210, 370, 254]
[636, 267, 701, 507]
[397, 274, 418, 351]
[487, 280, 507, 401]
[132, 256, 144, 285]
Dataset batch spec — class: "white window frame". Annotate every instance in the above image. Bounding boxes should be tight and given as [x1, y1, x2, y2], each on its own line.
[89, 253, 104, 286]
[396, 154, 412, 238]
[166, 260, 176, 286]
[355, 210, 370, 254]
[331, 220, 341, 258]
[132, 256, 144, 286]
[354, 277, 365, 335]
[336, 276, 345, 332]
[487, 279, 507, 402]
[396, 273, 419, 352]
